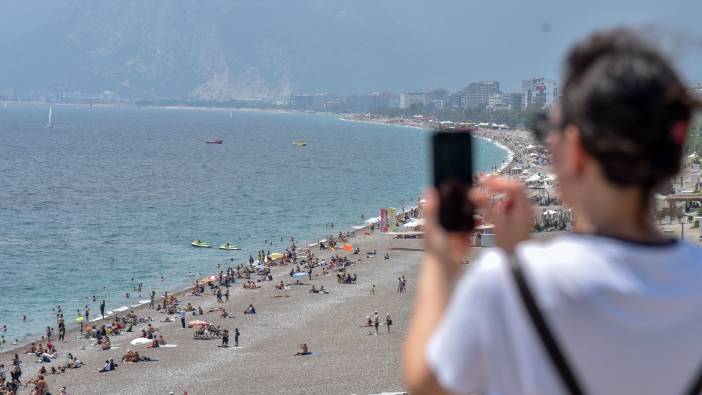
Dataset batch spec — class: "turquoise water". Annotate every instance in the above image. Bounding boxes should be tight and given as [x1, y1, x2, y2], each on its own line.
[0, 104, 507, 343]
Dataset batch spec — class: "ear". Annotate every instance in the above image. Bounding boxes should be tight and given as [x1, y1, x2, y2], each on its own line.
[561, 125, 589, 176]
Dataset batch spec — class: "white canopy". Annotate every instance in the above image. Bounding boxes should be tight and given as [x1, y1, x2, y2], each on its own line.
[402, 218, 425, 227]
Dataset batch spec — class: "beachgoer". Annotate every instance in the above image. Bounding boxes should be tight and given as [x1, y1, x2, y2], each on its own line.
[84, 305, 89, 322]
[294, 343, 310, 356]
[234, 328, 240, 347]
[221, 329, 229, 347]
[97, 360, 111, 373]
[374, 312, 380, 335]
[149, 290, 155, 309]
[370, 284, 376, 295]
[179, 310, 186, 329]
[386, 314, 392, 333]
[244, 305, 256, 315]
[100, 300, 106, 319]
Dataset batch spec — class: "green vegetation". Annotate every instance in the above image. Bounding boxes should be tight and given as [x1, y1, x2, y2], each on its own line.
[687, 117, 702, 161]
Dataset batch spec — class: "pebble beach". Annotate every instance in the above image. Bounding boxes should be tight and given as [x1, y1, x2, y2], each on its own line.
[2, 230, 422, 395]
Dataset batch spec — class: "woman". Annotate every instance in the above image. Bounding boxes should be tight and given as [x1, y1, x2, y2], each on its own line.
[403, 29, 702, 395]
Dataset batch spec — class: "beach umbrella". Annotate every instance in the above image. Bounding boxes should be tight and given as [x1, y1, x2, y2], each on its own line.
[130, 338, 153, 345]
[188, 320, 209, 326]
[269, 253, 285, 260]
[292, 272, 307, 279]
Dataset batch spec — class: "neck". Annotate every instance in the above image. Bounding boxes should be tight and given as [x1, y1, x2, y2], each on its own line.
[573, 183, 663, 243]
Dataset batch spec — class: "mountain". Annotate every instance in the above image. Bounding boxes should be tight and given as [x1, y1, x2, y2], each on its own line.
[0, 0, 700, 99]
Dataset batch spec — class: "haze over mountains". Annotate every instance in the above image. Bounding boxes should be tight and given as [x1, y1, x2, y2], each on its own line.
[0, 0, 701, 100]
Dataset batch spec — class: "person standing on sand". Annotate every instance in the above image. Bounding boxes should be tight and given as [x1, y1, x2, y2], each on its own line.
[370, 284, 376, 295]
[221, 329, 229, 347]
[179, 310, 186, 329]
[224, 287, 229, 302]
[308, 267, 313, 280]
[84, 305, 89, 322]
[216, 288, 223, 303]
[386, 314, 393, 333]
[149, 290, 155, 309]
[58, 325, 65, 342]
[100, 300, 106, 319]
[397, 277, 403, 294]
[374, 311, 380, 335]
[234, 328, 240, 347]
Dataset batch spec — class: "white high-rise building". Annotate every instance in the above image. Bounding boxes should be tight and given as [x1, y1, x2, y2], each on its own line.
[399, 92, 429, 109]
[522, 77, 558, 110]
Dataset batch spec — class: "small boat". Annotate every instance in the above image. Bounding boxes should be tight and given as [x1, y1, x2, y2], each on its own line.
[293, 141, 307, 146]
[219, 243, 240, 250]
[47, 106, 54, 128]
[191, 240, 212, 248]
[206, 140, 223, 144]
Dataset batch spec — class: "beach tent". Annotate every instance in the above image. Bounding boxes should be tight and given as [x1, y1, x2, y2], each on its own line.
[130, 338, 153, 345]
[402, 218, 425, 227]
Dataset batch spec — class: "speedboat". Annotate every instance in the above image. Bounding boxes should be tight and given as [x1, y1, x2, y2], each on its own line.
[191, 240, 212, 248]
[292, 141, 307, 146]
[206, 140, 223, 144]
[219, 243, 240, 250]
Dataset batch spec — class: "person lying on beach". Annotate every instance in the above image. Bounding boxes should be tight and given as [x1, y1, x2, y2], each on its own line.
[360, 316, 373, 327]
[294, 343, 311, 356]
[286, 280, 308, 286]
[243, 305, 256, 315]
[309, 285, 319, 294]
[319, 286, 329, 294]
[146, 339, 160, 349]
[384, 253, 390, 260]
[157, 335, 167, 345]
[24, 342, 36, 354]
[219, 309, 229, 319]
[275, 281, 285, 290]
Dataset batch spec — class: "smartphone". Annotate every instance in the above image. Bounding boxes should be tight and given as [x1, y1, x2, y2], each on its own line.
[432, 129, 474, 232]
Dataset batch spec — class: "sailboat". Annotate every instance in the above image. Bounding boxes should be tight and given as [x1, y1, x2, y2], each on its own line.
[46, 106, 54, 128]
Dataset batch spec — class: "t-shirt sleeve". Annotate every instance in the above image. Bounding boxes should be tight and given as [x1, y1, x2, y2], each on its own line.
[426, 250, 506, 395]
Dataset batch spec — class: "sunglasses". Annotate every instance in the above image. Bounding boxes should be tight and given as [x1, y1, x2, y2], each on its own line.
[528, 111, 552, 144]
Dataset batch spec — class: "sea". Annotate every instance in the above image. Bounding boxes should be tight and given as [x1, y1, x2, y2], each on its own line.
[0, 104, 508, 344]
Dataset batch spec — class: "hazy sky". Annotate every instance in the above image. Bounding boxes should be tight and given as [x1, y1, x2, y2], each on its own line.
[0, 0, 701, 96]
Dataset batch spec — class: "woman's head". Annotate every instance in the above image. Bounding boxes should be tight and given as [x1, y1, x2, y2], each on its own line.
[544, 29, 698, 219]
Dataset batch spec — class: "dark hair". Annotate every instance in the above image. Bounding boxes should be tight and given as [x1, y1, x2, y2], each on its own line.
[561, 28, 699, 193]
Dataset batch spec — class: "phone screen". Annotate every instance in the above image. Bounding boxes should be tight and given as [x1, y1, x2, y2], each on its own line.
[432, 129, 474, 231]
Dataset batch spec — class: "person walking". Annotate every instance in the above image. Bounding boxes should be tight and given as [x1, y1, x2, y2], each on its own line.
[84, 305, 89, 322]
[216, 288, 223, 303]
[234, 328, 240, 347]
[403, 29, 702, 395]
[386, 314, 392, 333]
[370, 284, 376, 295]
[179, 310, 186, 329]
[100, 300, 106, 319]
[373, 311, 380, 335]
[149, 290, 155, 309]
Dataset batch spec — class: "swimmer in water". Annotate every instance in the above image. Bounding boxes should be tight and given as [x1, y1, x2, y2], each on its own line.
[126, 292, 130, 298]
[22, 316, 26, 321]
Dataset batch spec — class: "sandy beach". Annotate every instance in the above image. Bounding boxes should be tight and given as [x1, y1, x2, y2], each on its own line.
[2, 228, 422, 395]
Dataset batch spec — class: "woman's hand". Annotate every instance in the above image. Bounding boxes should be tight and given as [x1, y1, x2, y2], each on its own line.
[422, 188, 472, 269]
[471, 176, 534, 252]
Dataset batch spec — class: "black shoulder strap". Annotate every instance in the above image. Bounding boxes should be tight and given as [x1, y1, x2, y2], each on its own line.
[507, 253, 586, 395]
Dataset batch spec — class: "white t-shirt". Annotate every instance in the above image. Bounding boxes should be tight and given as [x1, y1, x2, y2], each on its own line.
[427, 234, 702, 395]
